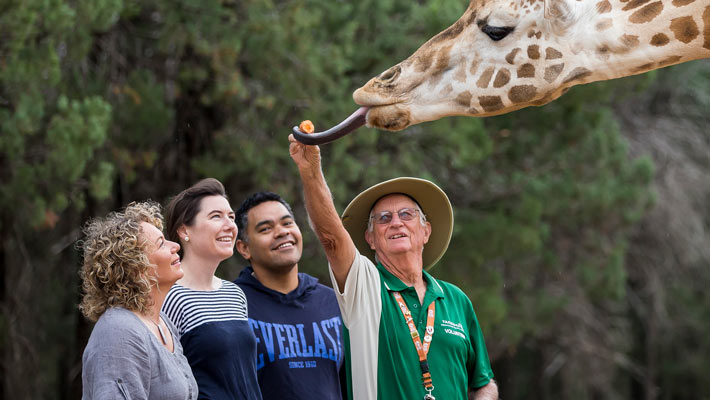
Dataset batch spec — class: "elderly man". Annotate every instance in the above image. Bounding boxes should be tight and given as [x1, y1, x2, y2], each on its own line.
[289, 135, 498, 400]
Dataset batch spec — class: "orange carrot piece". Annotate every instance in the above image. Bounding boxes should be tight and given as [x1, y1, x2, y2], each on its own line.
[299, 120, 315, 134]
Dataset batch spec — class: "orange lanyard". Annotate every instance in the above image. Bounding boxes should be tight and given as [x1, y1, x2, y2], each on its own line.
[392, 291, 436, 399]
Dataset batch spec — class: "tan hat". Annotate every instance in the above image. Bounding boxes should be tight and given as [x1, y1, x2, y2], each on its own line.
[341, 177, 453, 270]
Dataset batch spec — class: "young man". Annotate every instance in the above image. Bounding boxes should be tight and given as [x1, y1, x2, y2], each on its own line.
[234, 192, 344, 400]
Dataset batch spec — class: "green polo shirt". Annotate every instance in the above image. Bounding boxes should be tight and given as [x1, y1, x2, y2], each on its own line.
[330, 251, 494, 400]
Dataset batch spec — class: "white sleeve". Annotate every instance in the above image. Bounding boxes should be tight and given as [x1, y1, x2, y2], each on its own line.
[328, 250, 382, 328]
[329, 250, 382, 400]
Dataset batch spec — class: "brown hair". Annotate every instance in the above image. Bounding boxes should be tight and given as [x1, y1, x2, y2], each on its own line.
[78, 201, 163, 322]
[164, 178, 228, 256]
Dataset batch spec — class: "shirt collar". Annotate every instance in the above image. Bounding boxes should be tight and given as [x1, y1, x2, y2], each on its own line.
[422, 269, 445, 299]
[377, 262, 445, 299]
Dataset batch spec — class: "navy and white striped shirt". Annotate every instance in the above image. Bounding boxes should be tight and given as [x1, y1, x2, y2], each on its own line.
[163, 280, 262, 400]
[163, 280, 249, 334]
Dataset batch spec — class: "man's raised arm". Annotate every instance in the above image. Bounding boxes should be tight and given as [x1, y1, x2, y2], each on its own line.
[288, 134, 355, 292]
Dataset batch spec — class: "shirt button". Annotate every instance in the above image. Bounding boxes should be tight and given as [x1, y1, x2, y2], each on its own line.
[413, 303, 418, 308]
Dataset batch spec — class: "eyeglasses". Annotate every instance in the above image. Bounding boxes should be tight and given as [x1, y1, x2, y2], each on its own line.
[370, 208, 422, 225]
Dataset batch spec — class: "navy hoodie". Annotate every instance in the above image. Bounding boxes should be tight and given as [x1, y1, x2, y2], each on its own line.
[235, 266, 345, 400]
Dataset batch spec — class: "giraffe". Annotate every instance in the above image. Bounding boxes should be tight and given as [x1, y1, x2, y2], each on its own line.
[293, 0, 710, 144]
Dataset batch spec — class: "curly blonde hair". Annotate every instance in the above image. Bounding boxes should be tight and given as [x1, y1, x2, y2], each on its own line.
[79, 201, 164, 322]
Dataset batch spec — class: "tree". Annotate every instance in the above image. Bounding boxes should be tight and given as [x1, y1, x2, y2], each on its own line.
[3, 0, 706, 398]
[0, 1, 117, 397]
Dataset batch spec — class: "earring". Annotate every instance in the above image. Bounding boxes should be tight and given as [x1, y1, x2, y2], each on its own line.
[184, 236, 189, 242]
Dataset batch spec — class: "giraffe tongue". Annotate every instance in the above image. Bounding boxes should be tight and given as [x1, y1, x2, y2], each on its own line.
[292, 107, 369, 145]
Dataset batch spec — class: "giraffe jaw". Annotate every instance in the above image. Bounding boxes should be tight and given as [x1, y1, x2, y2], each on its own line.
[360, 103, 414, 132]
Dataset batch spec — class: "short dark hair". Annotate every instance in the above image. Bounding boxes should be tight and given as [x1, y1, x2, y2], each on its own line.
[165, 178, 228, 256]
[235, 192, 294, 242]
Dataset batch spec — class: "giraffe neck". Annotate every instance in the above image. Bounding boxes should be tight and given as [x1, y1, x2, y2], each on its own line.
[545, 0, 710, 84]
[453, 0, 710, 116]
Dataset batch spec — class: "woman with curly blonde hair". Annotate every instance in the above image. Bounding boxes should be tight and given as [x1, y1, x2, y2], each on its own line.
[80, 201, 198, 399]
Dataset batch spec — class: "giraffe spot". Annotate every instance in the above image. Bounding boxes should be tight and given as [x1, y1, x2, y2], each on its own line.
[544, 63, 565, 83]
[672, 0, 695, 6]
[596, 45, 611, 59]
[650, 33, 670, 46]
[494, 69, 511, 87]
[478, 96, 504, 112]
[670, 16, 699, 43]
[466, 10, 478, 26]
[528, 30, 537, 38]
[454, 62, 468, 83]
[455, 91, 473, 107]
[428, 45, 453, 87]
[441, 84, 454, 96]
[545, 47, 563, 59]
[431, 19, 466, 44]
[658, 55, 683, 67]
[629, 1, 663, 24]
[596, 19, 613, 31]
[470, 59, 481, 76]
[477, 67, 495, 88]
[468, 106, 481, 114]
[596, 0, 612, 13]
[527, 45, 540, 59]
[508, 85, 538, 103]
[622, 0, 652, 11]
[517, 63, 536, 78]
[505, 48, 521, 64]
[414, 50, 435, 72]
[704, 5, 710, 50]
[562, 67, 592, 84]
[536, 31, 542, 39]
[631, 63, 654, 73]
[621, 34, 640, 47]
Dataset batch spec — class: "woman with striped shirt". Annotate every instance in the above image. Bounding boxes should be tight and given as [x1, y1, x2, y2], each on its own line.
[162, 178, 262, 400]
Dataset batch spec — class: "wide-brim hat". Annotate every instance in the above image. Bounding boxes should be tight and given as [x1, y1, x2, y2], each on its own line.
[341, 177, 453, 270]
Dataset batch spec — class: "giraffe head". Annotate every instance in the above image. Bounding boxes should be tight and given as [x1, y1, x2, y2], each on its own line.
[352, 0, 710, 131]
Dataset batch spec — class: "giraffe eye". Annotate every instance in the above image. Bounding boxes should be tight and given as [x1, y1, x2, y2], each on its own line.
[482, 25, 514, 41]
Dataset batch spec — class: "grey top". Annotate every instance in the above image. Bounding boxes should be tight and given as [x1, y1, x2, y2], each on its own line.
[82, 307, 198, 400]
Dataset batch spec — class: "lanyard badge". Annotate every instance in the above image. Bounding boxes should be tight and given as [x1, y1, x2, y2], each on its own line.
[392, 291, 436, 400]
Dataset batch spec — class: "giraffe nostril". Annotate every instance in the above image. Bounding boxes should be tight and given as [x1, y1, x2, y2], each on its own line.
[378, 66, 401, 82]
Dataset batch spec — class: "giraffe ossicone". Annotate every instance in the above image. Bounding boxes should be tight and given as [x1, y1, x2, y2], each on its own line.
[295, 0, 710, 144]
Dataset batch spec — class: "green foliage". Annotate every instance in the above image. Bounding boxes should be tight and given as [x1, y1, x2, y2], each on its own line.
[1, 1, 118, 397]
[2, 0, 708, 398]
[1, 1, 116, 229]
[659, 272, 710, 396]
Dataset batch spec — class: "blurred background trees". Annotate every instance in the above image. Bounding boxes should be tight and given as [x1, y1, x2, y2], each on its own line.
[1, 0, 708, 398]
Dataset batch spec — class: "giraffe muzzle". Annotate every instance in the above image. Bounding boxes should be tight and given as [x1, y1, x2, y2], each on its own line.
[292, 106, 369, 145]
